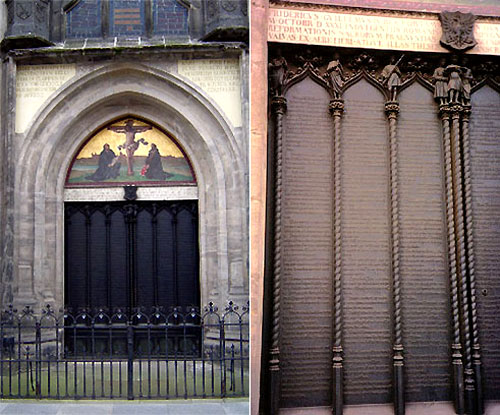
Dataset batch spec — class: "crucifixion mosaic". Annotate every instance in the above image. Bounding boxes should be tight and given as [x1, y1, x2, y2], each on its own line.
[66, 118, 196, 187]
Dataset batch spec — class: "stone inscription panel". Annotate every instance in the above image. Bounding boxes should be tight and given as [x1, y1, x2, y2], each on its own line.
[268, 7, 500, 56]
[341, 80, 392, 405]
[280, 77, 333, 408]
[178, 59, 242, 127]
[399, 84, 451, 402]
[283, 0, 500, 17]
[64, 186, 198, 202]
[470, 86, 500, 400]
[16, 64, 76, 133]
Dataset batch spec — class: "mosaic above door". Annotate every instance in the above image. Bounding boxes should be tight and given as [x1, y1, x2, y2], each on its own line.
[66, 118, 196, 187]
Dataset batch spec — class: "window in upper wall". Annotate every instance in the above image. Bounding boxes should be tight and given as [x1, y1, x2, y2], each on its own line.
[65, 0, 190, 39]
[109, 0, 146, 37]
[66, 0, 103, 39]
[153, 0, 189, 37]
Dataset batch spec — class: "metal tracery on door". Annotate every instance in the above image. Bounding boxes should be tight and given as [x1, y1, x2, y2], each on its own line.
[64, 200, 200, 355]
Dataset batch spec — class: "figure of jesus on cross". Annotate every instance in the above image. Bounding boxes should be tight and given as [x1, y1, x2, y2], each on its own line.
[108, 119, 152, 176]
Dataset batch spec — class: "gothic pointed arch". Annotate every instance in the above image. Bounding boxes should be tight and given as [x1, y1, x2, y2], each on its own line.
[11, 63, 248, 310]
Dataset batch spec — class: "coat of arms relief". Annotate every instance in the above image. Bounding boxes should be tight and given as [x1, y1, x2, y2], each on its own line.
[439, 11, 477, 52]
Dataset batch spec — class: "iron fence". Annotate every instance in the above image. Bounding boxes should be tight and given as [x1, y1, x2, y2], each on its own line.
[0, 301, 248, 400]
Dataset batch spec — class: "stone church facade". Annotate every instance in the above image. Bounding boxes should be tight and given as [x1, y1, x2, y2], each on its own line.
[0, 0, 248, 316]
[252, 1, 500, 414]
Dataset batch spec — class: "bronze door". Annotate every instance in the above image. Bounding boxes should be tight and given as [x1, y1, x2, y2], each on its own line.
[265, 46, 500, 413]
[64, 200, 199, 313]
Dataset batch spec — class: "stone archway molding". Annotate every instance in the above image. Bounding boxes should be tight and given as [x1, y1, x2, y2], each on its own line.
[11, 62, 248, 310]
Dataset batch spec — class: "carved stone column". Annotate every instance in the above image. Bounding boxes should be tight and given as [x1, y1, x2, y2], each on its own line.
[0, 57, 17, 307]
[3, 0, 52, 50]
[385, 101, 404, 415]
[269, 95, 287, 415]
[440, 104, 465, 415]
[450, 104, 476, 414]
[461, 107, 483, 415]
[202, 0, 248, 41]
[329, 98, 344, 415]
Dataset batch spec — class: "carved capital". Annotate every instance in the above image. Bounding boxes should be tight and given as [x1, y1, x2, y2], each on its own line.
[329, 99, 345, 117]
[269, 347, 281, 370]
[332, 345, 343, 367]
[464, 367, 475, 390]
[472, 343, 481, 361]
[439, 104, 452, 119]
[332, 345, 343, 355]
[393, 343, 404, 350]
[393, 344, 404, 365]
[449, 104, 463, 117]
[385, 101, 400, 119]
[271, 96, 287, 115]
[462, 106, 472, 121]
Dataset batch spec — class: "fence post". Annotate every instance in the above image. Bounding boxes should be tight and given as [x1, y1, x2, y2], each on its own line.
[127, 321, 134, 400]
[220, 316, 226, 398]
[35, 321, 41, 398]
[0, 315, 2, 399]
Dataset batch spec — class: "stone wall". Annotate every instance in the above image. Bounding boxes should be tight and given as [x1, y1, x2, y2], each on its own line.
[0, 1, 7, 307]
[0, 0, 6, 40]
[1, 46, 249, 313]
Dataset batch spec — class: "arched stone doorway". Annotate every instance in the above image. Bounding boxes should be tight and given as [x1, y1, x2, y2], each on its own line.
[10, 63, 248, 313]
[64, 117, 200, 315]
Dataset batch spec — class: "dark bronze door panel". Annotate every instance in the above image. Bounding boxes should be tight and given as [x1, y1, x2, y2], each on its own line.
[398, 83, 452, 403]
[265, 46, 500, 413]
[280, 77, 333, 408]
[64, 200, 199, 356]
[470, 87, 500, 401]
[65, 200, 199, 313]
[341, 79, 392, 405]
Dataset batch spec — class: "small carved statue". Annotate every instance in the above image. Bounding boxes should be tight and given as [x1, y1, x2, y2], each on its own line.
[326, 53, 345, 99]
[445, 55, 463, 104]
[381, 55, 402, 101]
[432, 58, 448, 106]
[461, 57, 473, 106]
[269, 49, 288, 97]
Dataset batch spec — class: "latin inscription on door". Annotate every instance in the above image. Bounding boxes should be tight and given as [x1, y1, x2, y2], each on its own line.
[281, 77, 333, 408]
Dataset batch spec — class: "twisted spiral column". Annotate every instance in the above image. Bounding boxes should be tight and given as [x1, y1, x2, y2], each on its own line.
[385, 101, 404, 415]
[450, 104, 476, 414]
[462, 107, 483, 414]
[440, 105, 465, 415]
[330, 99, 344, 415]
[269, 95, 287, 415]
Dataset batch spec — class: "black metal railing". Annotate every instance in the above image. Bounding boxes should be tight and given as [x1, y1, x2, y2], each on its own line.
[0, 301, 248, 400]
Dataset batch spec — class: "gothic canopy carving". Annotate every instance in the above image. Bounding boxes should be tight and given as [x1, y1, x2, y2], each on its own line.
[268, 46, 500, 102]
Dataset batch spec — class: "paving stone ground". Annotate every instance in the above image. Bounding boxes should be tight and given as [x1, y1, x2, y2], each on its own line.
[0, 398, 249, 415]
